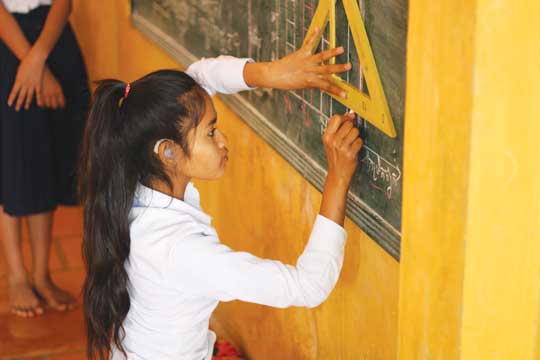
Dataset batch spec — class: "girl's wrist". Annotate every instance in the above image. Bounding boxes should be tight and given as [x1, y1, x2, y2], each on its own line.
[320, 180, 348, 226]
[243, 61, 271, 88]
[28, 43, 48, 62]
[325, 171, 352, 190]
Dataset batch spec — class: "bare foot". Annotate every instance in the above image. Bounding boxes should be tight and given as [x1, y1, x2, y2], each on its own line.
[33, 276, 76, 312]
[8, 280, 45, 318]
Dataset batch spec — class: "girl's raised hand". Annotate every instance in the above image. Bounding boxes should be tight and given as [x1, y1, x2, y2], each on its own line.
[243, 27, 351, 98]
[323, 112, 363, 187]
[7, 48, 46, 111]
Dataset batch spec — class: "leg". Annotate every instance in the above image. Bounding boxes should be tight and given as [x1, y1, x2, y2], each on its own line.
[27, 211, 75, 311]
[0, 207, 44, 317]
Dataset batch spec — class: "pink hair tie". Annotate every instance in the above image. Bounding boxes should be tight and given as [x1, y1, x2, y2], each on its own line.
[124, 83, 131, 99]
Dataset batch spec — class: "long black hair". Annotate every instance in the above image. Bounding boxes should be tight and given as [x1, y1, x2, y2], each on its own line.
[78, 70, 206, 359]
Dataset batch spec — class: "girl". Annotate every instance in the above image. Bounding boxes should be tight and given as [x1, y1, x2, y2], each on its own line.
[79, 38, 361, 360]
[0, 0, 89, 317]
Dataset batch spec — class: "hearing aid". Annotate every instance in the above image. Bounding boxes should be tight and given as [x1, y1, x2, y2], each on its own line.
[164, 148, 174, 158]
[153, 139, 174, 158]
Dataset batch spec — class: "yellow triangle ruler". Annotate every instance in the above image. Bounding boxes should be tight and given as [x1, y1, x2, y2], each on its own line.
[303, 0, 397, 138]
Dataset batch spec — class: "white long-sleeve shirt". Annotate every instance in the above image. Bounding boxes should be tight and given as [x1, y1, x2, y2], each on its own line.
[185, 55, 256, 96]
[3, 0, 52, 13]
[111, 57, 347, 360]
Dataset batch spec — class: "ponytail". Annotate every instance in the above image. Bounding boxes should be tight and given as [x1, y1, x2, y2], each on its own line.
[79, 79, 135, 359]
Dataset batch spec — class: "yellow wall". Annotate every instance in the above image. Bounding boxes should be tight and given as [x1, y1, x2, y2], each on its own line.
[460, 0, 540, 357]
[70, 1, 399, 359]
[398, 0, 540, 358]
[397, 1, 475, 357]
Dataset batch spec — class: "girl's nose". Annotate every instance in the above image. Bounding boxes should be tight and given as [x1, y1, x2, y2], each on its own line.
[216, 129, 228, 148]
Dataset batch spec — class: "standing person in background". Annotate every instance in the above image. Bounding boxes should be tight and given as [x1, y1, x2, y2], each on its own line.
[0, 0, 89, 318]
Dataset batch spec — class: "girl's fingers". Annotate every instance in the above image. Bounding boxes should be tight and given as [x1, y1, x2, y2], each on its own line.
[316, 46, 344, 63]
[42, 94, 49, 108]
[343, 126, 360, 147]
[325, 114, 347, 135]
[50, 94, 58, 109]
[57, 92, 65, 108]
[326, 112, 356, 136]
[315, 63, 351, 75]
[47, 95, 54, 109]
[313, 78, 346, 98]
[15, 87, 28, 111]
[350, 137, 363, 153]
[36, 93, 43, 107]
[335, 118, 355, 143]
[24, 87, 34, 110]
[47, 93, 55, 109]
[7, 82, 21, 107]
[35, 86, 43, 107]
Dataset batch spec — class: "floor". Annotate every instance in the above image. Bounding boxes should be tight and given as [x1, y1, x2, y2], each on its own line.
[0, 206, 86, 360]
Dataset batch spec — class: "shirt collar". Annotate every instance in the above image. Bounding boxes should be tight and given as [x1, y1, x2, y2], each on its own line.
[132, 182, 211, 225]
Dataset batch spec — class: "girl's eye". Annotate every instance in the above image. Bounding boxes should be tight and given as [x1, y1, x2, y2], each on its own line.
[208, 128, 216, 137]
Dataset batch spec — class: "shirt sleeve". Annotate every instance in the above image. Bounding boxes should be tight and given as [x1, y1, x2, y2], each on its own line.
[167, 215, 347, 308]
[185, 56, 256, 97]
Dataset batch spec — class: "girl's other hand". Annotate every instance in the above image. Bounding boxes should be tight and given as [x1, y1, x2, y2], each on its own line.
[323, 112, 363, 188]
[243, 28, 351, 97]
[41, 67, 65, 109]
[7, 48, 47, 111]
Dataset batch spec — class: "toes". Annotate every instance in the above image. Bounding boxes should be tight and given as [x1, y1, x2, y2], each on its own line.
[11, 306, 24, 317]
[10, 303, 45, 317]
[47, 299, 68, 312]
[10, 307, 20, 316]
[33, 281, 77, 312]
[34, 305, 45, 315]
[24, 306, 36, 317]
[11, 306, 33, 318]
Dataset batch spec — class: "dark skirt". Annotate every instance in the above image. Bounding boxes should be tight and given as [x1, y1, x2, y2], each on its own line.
[0, 6, 90, 216]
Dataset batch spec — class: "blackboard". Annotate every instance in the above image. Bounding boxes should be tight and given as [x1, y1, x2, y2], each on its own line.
[131, 0, 407, 260]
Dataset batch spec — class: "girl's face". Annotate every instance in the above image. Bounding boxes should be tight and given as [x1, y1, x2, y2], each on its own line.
[176, 95, 229, 180]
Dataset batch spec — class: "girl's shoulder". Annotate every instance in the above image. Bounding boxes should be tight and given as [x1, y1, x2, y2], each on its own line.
[130, 207, 207, 239]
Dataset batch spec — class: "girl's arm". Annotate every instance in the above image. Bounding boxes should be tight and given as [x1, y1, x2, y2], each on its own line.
[0, 1, 33, 60]
[31, 0, 72, 60]
[169, 214, 347, 308]
[3, 0, 71, 110]
[186, 28, 350, 98]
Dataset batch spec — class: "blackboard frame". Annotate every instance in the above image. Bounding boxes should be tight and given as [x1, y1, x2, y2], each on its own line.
[131, 11, 401, 260]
